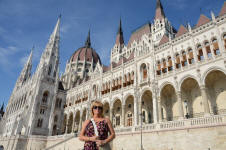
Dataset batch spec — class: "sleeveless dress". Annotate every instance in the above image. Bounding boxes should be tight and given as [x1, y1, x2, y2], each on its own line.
[84, 119, 109, 150]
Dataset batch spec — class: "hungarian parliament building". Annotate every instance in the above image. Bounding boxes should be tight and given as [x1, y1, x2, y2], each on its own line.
[1, 0, 226, 150]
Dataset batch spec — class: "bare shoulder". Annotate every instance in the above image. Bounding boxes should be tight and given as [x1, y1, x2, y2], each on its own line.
[83, 119, 91, 126]
[104, 117, 111, 123]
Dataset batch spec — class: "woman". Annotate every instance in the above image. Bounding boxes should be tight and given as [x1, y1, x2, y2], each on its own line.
[79, 100, 115, 150]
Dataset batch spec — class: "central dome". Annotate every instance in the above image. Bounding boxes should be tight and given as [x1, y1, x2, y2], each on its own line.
[70, 31, 101, 64]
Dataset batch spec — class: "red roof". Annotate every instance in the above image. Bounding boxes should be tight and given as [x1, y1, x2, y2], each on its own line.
[128, 24, 151, 48]
[71, 47, 101, 64]
[159, 35, 169, 45]
[176, 25, 188, 38]
[196, 14, 210, 27]
[219, 2, 226, 16]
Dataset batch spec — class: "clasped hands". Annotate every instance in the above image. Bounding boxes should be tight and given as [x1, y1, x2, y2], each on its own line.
[89, 135, 106, 147]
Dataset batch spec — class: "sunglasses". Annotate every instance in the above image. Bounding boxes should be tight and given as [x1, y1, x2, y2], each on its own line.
[93, 106, 103, 110]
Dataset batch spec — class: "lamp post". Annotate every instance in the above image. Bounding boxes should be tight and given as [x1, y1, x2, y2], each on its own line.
[184, 100, 189, 119]
[139, 112, 144, 150]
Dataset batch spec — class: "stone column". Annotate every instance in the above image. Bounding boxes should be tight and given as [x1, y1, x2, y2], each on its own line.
[203, 46, 209, 60]
[78, 114, 83, 131]
[139, 101, 142, 125]
[200, 85, 210, 115]
[157, 97, 162, 122]
[110, 107, 113, 122]
[134, 97, 138, 126]
[72, 113, 75, 133]
[121, 104, 125, 127]
[210, 44, 215, 59]
[152, 93, 158, 123]
[176, 91, 184, 119]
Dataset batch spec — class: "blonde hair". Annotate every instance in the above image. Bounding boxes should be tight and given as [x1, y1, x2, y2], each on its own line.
[90, 100, 104, 118]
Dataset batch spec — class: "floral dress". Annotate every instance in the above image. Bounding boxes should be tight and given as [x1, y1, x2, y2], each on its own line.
[84, 119, 109, 150]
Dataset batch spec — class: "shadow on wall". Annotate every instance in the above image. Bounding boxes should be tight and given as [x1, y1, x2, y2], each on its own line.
[44, 133, 80, 150]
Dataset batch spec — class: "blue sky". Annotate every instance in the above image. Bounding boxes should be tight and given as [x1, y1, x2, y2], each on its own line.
[0, 0, 224, 109]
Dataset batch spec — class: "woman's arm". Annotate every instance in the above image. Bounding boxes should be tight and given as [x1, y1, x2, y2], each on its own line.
[104, 117, 115, 143]
[79, 119, 98, 142]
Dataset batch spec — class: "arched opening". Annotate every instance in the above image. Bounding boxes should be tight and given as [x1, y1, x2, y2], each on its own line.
[103, 102, 110, 119]
[54, 115, 58, 123]
[156, 60, 161, 75]
[181, 51, 188, 67]
[82, 109, 86, 123]
[140, 63, 147, 81]
[175, 53, 181, 69]
[67, 113, 73, 133]
[125, 95, 134, 126]
[188, 48, 194, 64]
[204, 41, 212, 58]
[197, 44, 204, 61]
[205, 70, 226, 115]
[52, 124, 57, 136]
[62, 114, 67, 134]
[168, 56, 173, 71]
[181, 78, 203, 118]
[162, 59, 167, 73]
[141, 90, 153, 123]
[74, 111, 80, 133]
[160, 85, 177, 121]
[113, 99, 122, 128]
[212, 38, 220, 55]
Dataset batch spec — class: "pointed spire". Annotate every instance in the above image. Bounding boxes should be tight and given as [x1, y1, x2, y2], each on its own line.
[196, 14, 210, 27]
[219, 2, 226, 16]
[50, 15, 61, 40]
[85, 30, 91, 48]
[115, 18, 124, 45]
[155, 0, 165, 20]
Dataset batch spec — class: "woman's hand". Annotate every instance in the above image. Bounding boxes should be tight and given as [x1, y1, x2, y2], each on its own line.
[89, 135, 99, 142]
[96, 140, 107, 147]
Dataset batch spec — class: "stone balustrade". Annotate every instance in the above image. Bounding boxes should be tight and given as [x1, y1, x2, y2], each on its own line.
[115, 114, 226, 134]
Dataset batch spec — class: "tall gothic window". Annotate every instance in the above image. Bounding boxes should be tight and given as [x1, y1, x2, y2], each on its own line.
[162, 59, 167, 73]
[168, 57, 173, 71]
[37, 118, 43, 128]
[48, 64, 52, 76]
[181, 51, 187, 67]
[212, 38, 220, 55]
[157, 60, 161, 75]
[42, 91, 49, 103]
[175, 53, 181, 68]
[188, 48, 194, 64]
[140, 63, 147, 80]
[197, 44, 204, 61]
[205, 41, 212, 58]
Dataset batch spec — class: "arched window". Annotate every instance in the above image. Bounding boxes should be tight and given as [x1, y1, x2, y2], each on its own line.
[157, 60, 161, 75]
[140, 63, 147, 80]
[162, 59, 167, 73]
[42, 91, 49, 103]
[48, 64, 52, 76]
[212, 38, 220, 55]
[127, 112, 133, 126]
[205, 41, 212, 58]
[168, 57, 173, 71]
[175, 53, 181, 68]
[197, 44, 204, 61]
[131, 72, 134, 84]
[188, 48, 194, 64]
[181, 51, 188, 67]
